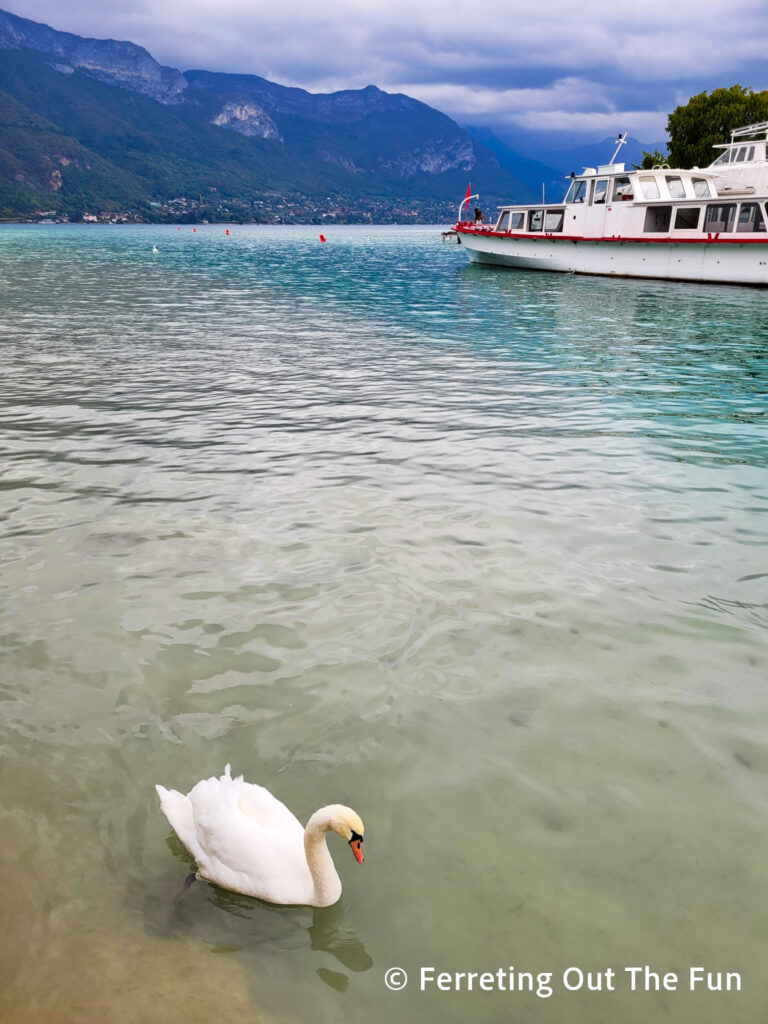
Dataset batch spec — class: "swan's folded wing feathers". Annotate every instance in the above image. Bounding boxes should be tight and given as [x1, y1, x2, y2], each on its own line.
[236, 781, 305, 835]
[195, 808, 312, 902]
[156, 767, 314, 904]
[155, 784, 204, 862]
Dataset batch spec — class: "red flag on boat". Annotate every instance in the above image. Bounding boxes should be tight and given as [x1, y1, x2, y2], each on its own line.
[462, 182, 472, 222]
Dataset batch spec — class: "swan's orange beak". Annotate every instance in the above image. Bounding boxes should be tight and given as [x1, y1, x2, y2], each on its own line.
[350, 838, 364, 864]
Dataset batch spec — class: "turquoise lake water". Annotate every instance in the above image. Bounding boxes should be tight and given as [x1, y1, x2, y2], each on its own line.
[0, 223, 767, 1023]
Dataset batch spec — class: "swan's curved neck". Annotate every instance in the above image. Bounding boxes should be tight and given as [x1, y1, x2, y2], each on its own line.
[304, 809, 342, 906]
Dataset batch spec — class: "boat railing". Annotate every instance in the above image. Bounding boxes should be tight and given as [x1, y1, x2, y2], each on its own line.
[730, 121, 768, 142]
[457, 220, 499, 231]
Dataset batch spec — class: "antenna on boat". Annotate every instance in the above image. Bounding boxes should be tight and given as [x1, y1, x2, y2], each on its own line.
[609, 132, 628, 165]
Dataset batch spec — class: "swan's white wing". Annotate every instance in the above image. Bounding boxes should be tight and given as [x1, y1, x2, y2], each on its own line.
[195, 807, 312, 903]
[170, 766, 313, 903]
[155, 784, 205, 862]
[236, 781, 305, 834]
[184, 768, 303, 837]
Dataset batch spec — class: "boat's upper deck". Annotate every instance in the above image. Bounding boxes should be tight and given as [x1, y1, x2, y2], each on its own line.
[455, 159, 768, 241]
[706, 122, 768, 194]
[495, 164, 720, 214]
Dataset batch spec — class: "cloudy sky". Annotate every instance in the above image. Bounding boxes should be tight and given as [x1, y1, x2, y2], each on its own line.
[5, 0, 768, 145]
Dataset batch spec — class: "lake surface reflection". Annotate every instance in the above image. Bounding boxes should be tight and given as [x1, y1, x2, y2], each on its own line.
[0, 224, 766, 1023]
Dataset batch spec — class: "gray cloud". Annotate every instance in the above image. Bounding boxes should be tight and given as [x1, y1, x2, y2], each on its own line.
[5, 0, 768, 143]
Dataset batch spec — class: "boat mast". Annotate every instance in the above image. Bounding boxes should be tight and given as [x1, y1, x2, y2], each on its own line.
[609, 132, 628, 165]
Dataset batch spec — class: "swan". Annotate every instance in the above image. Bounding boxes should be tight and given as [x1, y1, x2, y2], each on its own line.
[155, 765, 364, 907]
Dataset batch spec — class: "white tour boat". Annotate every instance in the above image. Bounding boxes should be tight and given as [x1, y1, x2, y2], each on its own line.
[454, 125, 768, 285]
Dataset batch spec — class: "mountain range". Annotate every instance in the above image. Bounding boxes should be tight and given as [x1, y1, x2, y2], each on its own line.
[0, 8, 658, 223]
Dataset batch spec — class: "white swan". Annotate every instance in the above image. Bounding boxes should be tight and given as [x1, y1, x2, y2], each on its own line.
[155, 765, 364, 907]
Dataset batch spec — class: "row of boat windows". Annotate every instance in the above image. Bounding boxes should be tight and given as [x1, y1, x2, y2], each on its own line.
[494, 201, 767, 234]
[564, 174, 712, 205]
[711, 144, 765, 166]
[644, 202, 766, 233]
[494, 209, 565, 232]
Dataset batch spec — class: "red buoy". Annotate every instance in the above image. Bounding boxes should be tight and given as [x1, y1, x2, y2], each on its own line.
[226, 228, 229, 235]
[193, 227, 197, 232]
[319, 234, 326, 243]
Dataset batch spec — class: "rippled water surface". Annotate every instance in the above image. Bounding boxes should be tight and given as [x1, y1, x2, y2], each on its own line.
[1, 224, 767, 1023]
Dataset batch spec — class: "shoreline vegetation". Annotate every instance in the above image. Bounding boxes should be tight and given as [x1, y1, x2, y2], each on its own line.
[0, 195, 457, 226]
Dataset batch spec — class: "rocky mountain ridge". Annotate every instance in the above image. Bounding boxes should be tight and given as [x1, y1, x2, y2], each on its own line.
[0, 8, 186, 102]
[0, 7, 561, 220]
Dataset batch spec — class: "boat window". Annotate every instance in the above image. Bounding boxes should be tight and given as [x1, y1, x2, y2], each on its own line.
[748, 146, 755, 161]
[712, 150, 731, 165]
[496, 211, 511, 231]
[544, 209, 565, 231]
[510, 212, 525, 230]
[674, 207, 701, 230]
[666, 175, 685, 199]
[692, 178, 711, 198]
[736, 202, 766, 232]
[565, 179, 588, 203]
[639, 175, 660, 199]
[611, 176, 634, 202]
[643, 206, 672, 232]
[704, 203, 736, 233]
[593, 179, 609, 204]
[528, 209, 544, 231]
[735, 147, 747, 163]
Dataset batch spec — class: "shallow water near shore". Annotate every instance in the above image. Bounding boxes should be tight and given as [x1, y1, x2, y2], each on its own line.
[0, 222, 767, 1023]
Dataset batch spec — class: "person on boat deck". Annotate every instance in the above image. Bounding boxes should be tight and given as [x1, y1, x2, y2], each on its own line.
[473, 207, 483, 223]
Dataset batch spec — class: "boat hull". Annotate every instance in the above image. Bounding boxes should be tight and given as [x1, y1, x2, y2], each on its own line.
[458, 231, 768, 286]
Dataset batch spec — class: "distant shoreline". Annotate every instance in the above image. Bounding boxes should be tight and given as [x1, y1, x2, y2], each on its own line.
[0, 221, 451, 228]
[0, 218, 453, 227]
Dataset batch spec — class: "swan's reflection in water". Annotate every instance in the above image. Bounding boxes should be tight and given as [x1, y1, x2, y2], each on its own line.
[148, 844, 373, 991]
[309, 901, 374, 975]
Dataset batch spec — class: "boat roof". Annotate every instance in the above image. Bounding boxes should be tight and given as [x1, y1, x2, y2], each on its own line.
[568, 164, 718, 180]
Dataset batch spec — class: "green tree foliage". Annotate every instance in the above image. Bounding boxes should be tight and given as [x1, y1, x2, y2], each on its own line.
[634, 148, 669, 169]
[667, 85, 768, 168]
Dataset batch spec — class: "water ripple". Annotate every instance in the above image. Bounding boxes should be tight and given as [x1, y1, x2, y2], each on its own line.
[0, 224, 767, 1024]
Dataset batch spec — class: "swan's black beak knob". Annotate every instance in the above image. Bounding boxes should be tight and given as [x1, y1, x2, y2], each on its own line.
[349, 831, 364, 864]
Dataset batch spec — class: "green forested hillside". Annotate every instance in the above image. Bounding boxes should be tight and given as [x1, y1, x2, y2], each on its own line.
[0, 44, 532, 222]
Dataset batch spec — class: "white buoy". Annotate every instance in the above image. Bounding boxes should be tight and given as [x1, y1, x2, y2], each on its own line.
[152, 244, 159, 254]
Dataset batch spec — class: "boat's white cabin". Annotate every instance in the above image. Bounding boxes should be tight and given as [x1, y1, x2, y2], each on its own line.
[490, 161, 768, 238]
